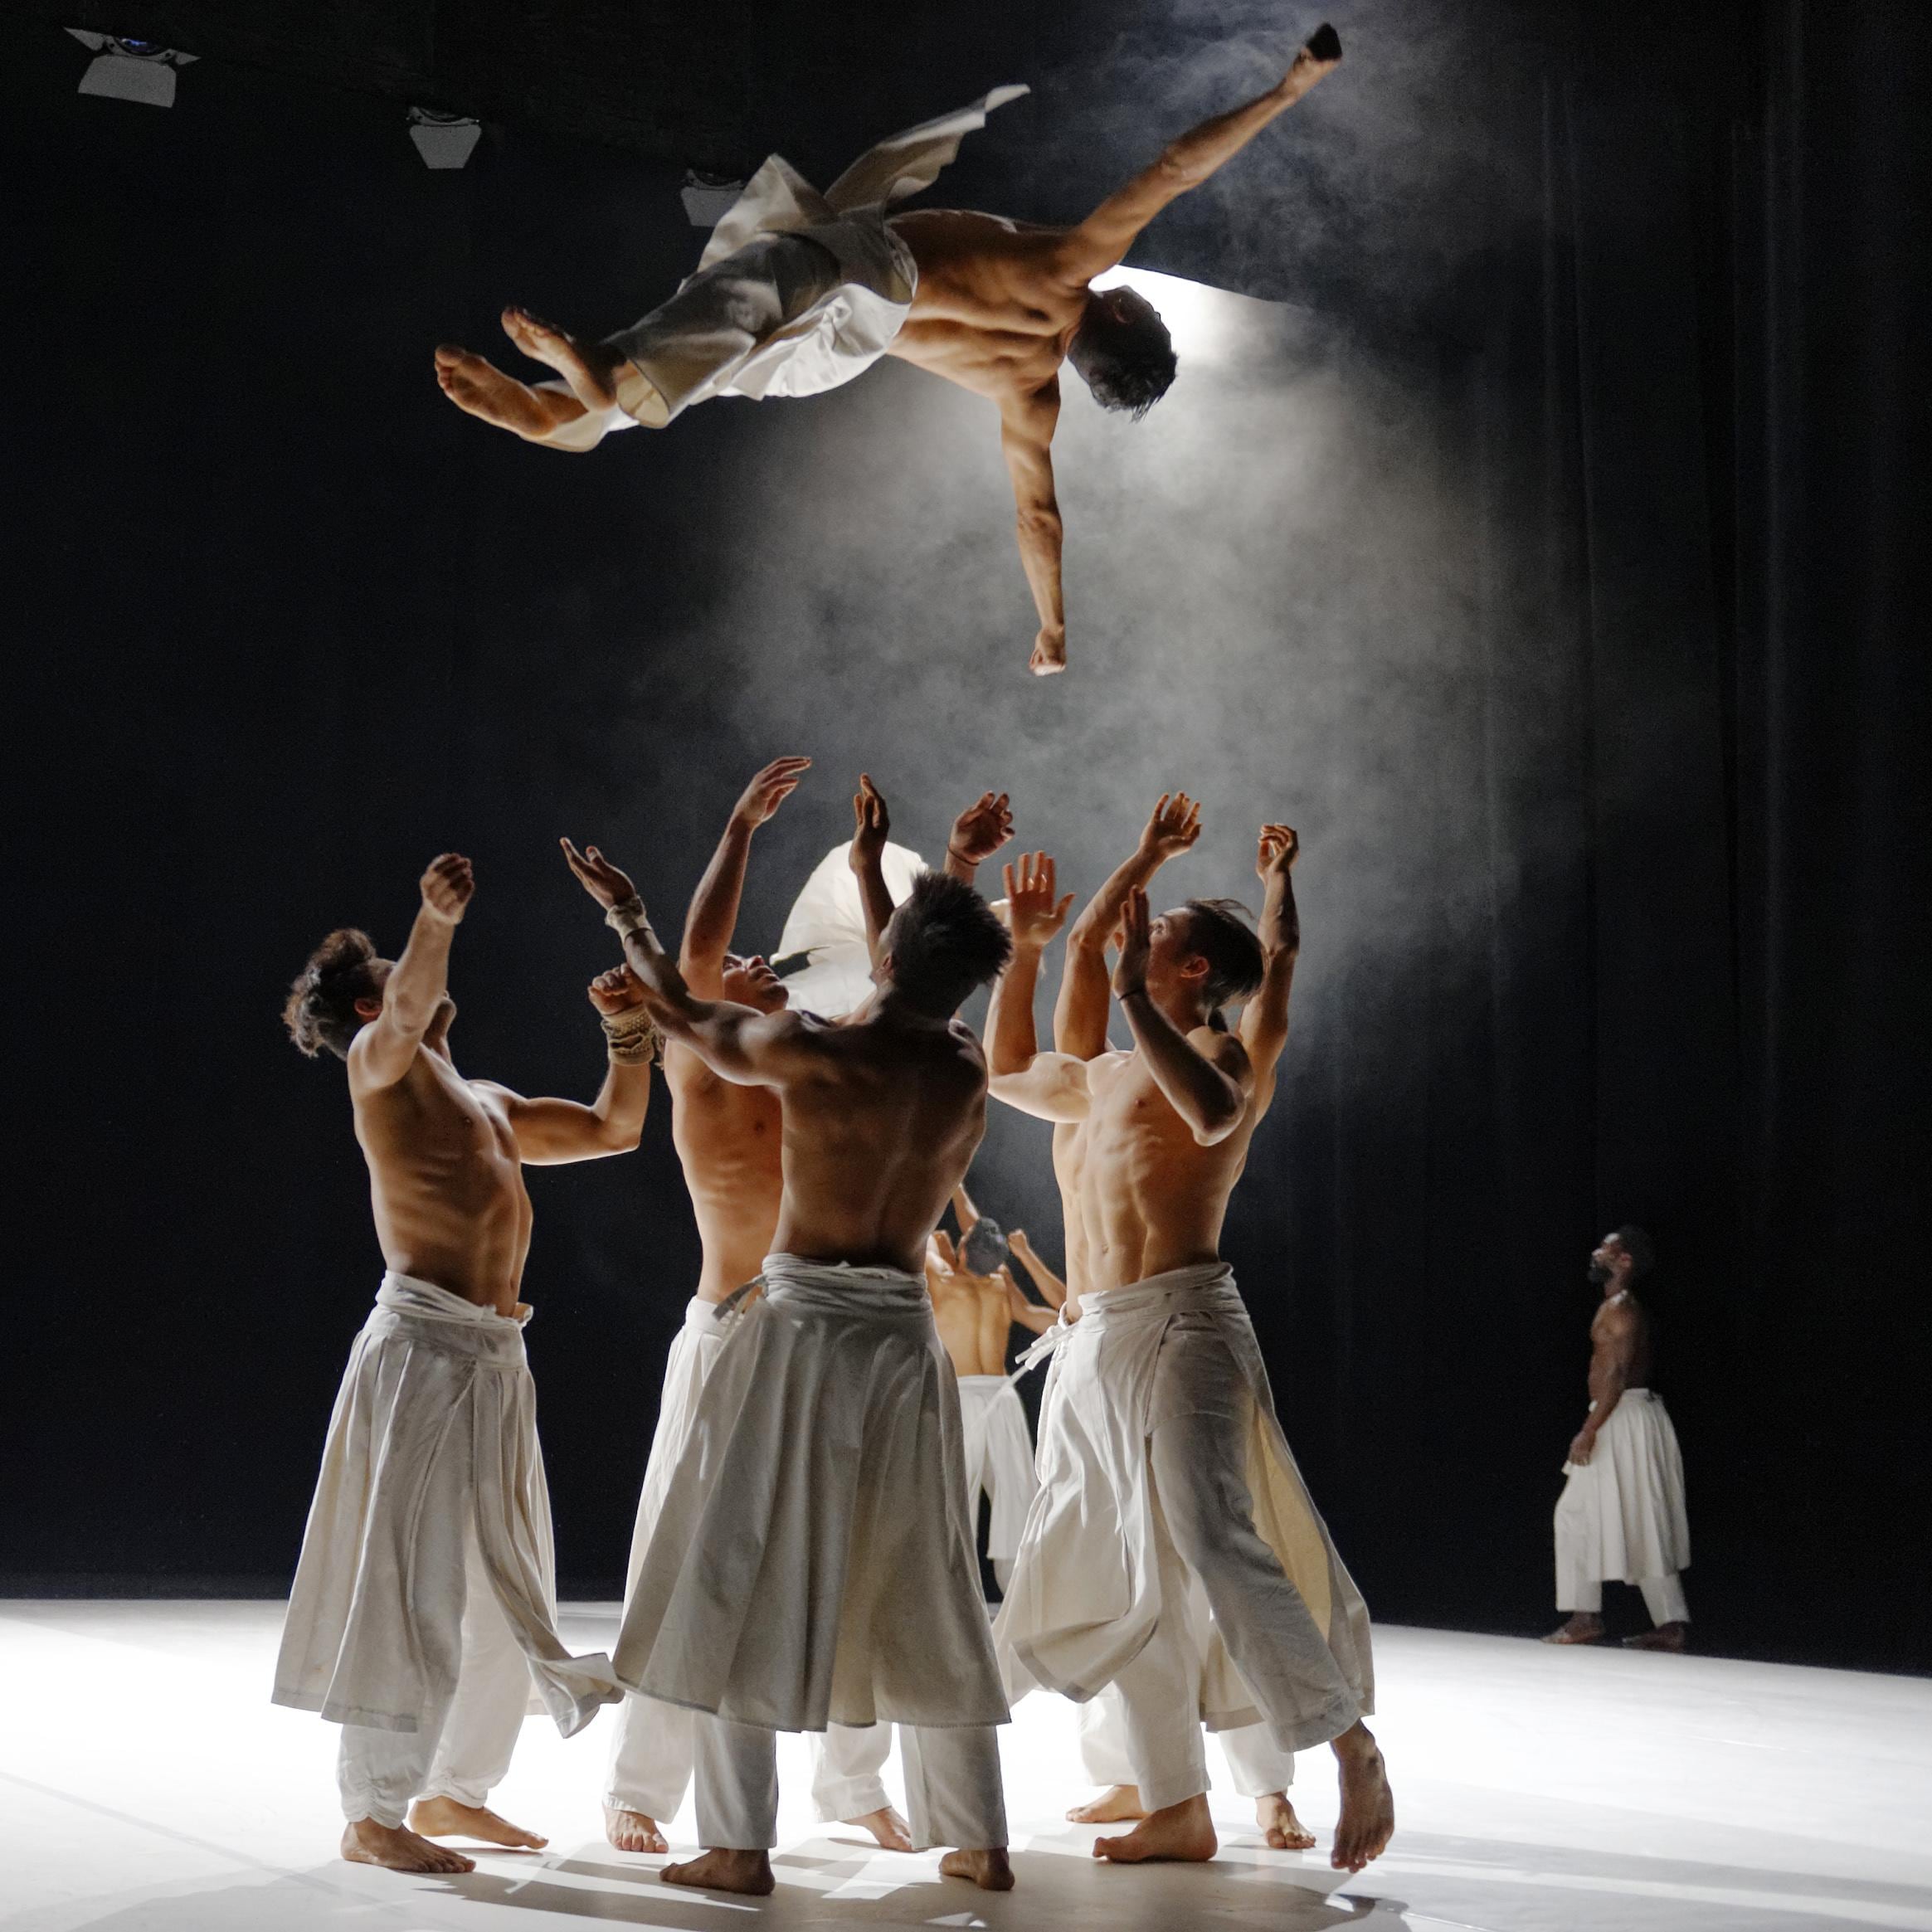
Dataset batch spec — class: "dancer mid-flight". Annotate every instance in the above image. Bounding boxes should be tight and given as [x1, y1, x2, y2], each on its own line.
[435, 26, 1342, 675]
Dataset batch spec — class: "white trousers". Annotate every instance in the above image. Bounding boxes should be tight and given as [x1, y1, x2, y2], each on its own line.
[1555, 1389, 1691, 1623]
[1560, 1570, 1691, 1623]
[337, 1522, 530, 1827]
[693, 1713, 1005, 1852]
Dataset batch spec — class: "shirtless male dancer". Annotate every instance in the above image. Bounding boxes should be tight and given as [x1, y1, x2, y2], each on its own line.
[434, 25, 1342, 674]
[601, 757, 920, 1856]
[988, 825, 1315, 1854]
[274, 854, 645, 1874]
[562, 825, 1016, 1895]
[990, 818, 1395, 1873]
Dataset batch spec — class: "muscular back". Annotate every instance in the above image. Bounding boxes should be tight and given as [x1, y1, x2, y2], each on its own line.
[771, 1009, 990, 1277]
[351, 1048, 533, 1313]
[1078, 1039, 1272, 1292]
[927, 1258, 1020, 1377]
[665, 1046, 784, 1301]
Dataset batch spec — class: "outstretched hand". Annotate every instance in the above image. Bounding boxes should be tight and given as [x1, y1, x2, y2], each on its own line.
[733, 755, 811, 830]
[1256, 822, 1300, 879]
[1002, 851, 1075, 949]
[586, 964, 647, 1014]
[420, 853, 475, 923]
[559, 838, 637, 911]
[850, 773, 890, 873]
[1138, 793, 1203, 864]
[1112, 888, 1152, 998]
[950, 791, 1015, 869]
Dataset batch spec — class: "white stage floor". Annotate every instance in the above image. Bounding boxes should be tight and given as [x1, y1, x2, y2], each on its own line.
[1, 1605, 1928, 1932]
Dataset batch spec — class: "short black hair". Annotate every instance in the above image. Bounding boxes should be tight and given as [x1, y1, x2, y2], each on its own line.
[283, 927, 385, 1059]
[1074, 294, 1178, 419]
[1183, 898, 1266, 1012]
[961, 1218, 1010, 1275]
[883, 870, 1013, 1015]
[1615, 1224, 1657, 1279]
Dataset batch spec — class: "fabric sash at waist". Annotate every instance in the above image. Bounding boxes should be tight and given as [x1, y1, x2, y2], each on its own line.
[757, 1252, 933, 1321]
[370, 1270, 528, 1366]
[1015, 1261, 1239, 1374]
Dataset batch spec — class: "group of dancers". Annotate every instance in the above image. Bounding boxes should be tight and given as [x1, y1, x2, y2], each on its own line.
[276, 764, 1394, 1892]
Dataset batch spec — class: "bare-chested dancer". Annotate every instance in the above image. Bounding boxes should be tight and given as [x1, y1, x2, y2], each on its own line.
[989, 816, 1394, 1874]
[1545, 1226, 1691, 1649]
[434, 26, 1342, 674]
[601, 757, 919, 1857]
[988, 825, 1315, 1855]
[562, 818, 1016, 1896]
[274, 854, 645, 1874]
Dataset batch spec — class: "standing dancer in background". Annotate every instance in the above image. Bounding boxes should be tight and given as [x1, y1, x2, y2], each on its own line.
[923, 1184, 1062, 1594]
[990, 818, 1394, 1872]
[434, 27, 1344, 674]
[988, 827, 1312, 1853]
[1545, 1227, 1691, 1650]
[275, 855, 642, 1874]
[599, 757, 918, 1856]
[562, 826, 1016, 1896]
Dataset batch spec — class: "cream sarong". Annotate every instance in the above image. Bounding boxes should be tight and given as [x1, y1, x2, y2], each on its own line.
[1555, 1388, 1691, 1591]
[995, 1263, 1373, 1752]
[956, 1374, 1037, 1564]
[613, 1255, 1010, 1732]
[273, 1273, 620, 1737]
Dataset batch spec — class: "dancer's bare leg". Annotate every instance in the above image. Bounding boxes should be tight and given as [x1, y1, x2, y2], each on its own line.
[499, 306, 625, 410]
[407, 1796, 547, 1850]
[603, 1805, 669, 1854]
[938, 1848, 1016, 1890]
[1256, 1792, 1316, 1852]
[847, 1804, 914, 1852]
[433, 345, 589, 441]
[1067, 1783, 1148, 1824]
[1542, 1612, 1605, 1645]
[341, 1818, 475, 1874]
[660, 1849, 775, 1896]
[1091, 1793, 1218, 1864]
[1328, 1723, 1394, 1873]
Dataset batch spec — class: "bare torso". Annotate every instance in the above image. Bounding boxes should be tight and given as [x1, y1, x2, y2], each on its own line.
[888, 212, 1083, 405]
[665, 1045, 783, 1302]
[1077, 1040, 1269, 1293]
[352, 1045, 532, 1314]
[927, 1258, 1020, 1376]
[771, 1005, 990, 1277]
[1052, 1120, 1091, 1305]
[1588, 1291, 1652, 1402]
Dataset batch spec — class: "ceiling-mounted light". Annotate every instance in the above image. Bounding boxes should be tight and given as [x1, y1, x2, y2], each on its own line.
[680, 170, 746, 227]
[408, 107, 482, 170]
[67, 29, 197, 107]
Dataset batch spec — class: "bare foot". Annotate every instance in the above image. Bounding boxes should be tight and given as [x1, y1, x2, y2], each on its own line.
[434, 344, 585, 442]
[1623, 1622, 1690, 1652]
[340, 1818, 474, 1874]
[499, 306, 622, 411]
[1067, 1784, 1148, 1824]
[1255, 1792, 1316, 1851]
[1542, 1613, 1606, 1645]
[661, 1849, 775, 1896]
[1093, 1793, 1217, 1863]
[604, 1805, 669, 1853]
[939, 1847, 1015, 1890]
[407, 1796, 546, 1850]
[846, 1804, 913, 1851]
[1330, 1724, 1394, 1873]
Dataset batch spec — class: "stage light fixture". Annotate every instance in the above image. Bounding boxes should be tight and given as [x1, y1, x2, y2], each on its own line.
[67, 29, 196, 108]
[408, 108, 482, 170]
[681, 170, 746, 227]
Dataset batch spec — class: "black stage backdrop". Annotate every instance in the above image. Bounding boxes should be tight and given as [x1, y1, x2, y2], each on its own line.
[4, 1, 1926, 1672]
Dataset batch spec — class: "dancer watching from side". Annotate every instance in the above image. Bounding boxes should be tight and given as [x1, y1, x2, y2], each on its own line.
[990, 820, 1394, 1872]
[274, 854, 642, 1875]
[435, 27, 1343, 674]
[600, 757, 917, 1857]
[562, 816, 1017, 1896]
[987, 829, 1312, 1853]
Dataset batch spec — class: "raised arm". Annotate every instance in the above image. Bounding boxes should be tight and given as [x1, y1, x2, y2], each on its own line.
[1113, 888, 1250, 1143]
[562, 839, 811, 1087]
[989, 851, 1073, 1075]
[944, 790, 1015, 888]
[473, 966, 654, 1163]
[849, 774, 898, 967]
[682, 756, 810, 996]
[348, 854, 473, 1093]
[999, 383, 1068, 676]
[1055, 794, 1200, 1058]
[1056, 27, 1343, 284]
[1003, 1266, 1060, 1336]
[1239, 823, 1302, 1081]
[1006, 1228, 1068, 1310]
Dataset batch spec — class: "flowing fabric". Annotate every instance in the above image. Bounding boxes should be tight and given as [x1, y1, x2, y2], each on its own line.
[956, 1375, 1037, 1563]
[613, 1255, 1010, 1732]
[1555, 1388, 1691, 1584]
[995, 1263, 1373, 1741]
[272, 1273, 620, 1737]
[773, 838, 928, 1020]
